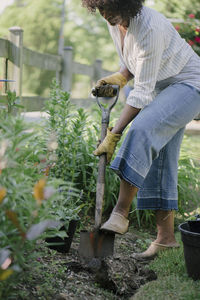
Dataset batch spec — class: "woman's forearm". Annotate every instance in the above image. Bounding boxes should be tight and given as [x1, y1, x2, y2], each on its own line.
[120, 66, 134, 81]
[110, 67, 137, 134]
[112, 104, 140, 134]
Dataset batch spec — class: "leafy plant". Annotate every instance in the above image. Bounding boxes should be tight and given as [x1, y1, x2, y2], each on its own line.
[0, 104, 82, 289]
[177, 135, 200, 216]
[6, 90, 24, 114]
[0, 113, 53, 281]
[44, 80, 99, 217]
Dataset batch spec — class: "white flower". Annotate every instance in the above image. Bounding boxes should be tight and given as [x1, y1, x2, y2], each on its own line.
[1, 258, 12, 270]
[0, 140, 9, 157]
[0, 157, 7, 170]
[44, 186, 56, 199]
[47, 133, 58, 151]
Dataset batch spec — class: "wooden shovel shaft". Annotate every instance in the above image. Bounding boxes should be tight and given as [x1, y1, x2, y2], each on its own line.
[95, 122, 108, 228]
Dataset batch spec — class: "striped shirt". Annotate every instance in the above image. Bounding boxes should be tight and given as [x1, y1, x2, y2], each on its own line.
[108, 6, 200, 108]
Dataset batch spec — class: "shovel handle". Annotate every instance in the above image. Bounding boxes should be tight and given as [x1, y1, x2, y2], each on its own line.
[95, 122, 107, 229]
[94, 85, 119, 229]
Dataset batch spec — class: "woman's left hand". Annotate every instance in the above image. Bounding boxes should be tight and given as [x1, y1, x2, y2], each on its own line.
[93, 127, 122, 164]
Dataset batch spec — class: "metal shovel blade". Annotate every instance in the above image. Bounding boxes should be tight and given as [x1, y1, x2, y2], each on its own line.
[78, 229, 115, 261]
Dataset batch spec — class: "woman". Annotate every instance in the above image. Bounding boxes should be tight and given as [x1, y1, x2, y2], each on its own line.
[82, 0, 200, 259]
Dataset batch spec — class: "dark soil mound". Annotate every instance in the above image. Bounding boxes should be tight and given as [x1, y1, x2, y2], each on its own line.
[58, 231, 157, 299]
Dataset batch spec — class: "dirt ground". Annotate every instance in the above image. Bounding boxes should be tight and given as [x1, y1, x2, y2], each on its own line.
[12, 227, 157, 300]
[52, 229, 157, 300]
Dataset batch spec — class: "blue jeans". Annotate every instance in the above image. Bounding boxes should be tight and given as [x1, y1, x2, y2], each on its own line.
[110, 83, 200, 210]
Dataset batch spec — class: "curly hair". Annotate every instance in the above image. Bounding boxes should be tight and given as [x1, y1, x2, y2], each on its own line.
[81, 0, 145, 20]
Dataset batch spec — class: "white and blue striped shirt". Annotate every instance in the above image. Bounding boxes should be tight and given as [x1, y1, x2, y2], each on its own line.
[108, 6, 200, 108]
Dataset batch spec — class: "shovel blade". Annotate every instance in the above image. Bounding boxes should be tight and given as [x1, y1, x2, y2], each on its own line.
[78, 230, 115, 261]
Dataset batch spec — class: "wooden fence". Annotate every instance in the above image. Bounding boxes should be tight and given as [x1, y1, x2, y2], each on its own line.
[0, 27, 112, 111]
[0, 26, 200, 120]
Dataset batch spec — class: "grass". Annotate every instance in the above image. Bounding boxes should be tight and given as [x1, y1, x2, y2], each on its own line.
[132, 232, 200, 300]
[182, 134, 200, 163]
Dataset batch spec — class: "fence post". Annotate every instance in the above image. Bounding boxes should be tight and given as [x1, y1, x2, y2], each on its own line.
[3, 58, 8, 93]
[93, 59, 103, 85]
[8, 27, 24, 98]
[61, 46, 73, 92]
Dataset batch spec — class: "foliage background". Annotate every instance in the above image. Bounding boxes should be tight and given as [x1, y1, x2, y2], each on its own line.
[0, 0, 200, 97]
[0, 0, 118, 97]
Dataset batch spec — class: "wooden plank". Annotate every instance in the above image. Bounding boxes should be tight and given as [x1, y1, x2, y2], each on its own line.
[61, 47, 73, 92]
[23, 47, 62, 71]
[72, 97, 95, 108]
[0, 95, 47, 112]
[9, 27, 24, 98]
[0, 94, 120, 112]
[101, 68, 112, 77]
[73, 61, 112, 78]
[0, 38, 8, 58]
[21, 96, 47, 111]
[21, 96, 95, 111]
[19, 96, 96, 112]
[73, 62, 93, 77]
[6, 40, 20, 66]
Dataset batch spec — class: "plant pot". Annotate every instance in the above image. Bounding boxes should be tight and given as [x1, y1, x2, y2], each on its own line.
[45, 219, 79, 253]
[179, 221, 200, 280]
[188, 220, 200, 233]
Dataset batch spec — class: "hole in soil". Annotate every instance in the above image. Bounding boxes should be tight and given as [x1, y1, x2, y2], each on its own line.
[66, 256, 157, 298]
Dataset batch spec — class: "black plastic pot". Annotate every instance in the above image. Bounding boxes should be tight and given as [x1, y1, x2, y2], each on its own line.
[45, 220, 79, 253]
[179, 221, 200, 280]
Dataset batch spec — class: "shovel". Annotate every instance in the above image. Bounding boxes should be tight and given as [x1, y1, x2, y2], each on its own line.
[78, 84, 120, 262]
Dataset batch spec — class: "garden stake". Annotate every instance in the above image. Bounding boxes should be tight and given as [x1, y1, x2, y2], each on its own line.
[79, 84, 119, 262]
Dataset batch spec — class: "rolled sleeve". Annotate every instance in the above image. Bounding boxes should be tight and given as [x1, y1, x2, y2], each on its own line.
[126, 28, 165, 108]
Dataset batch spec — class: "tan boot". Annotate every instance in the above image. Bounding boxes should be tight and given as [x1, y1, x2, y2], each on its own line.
[131, 241, 180, 260]
[100, 212, 129, 234]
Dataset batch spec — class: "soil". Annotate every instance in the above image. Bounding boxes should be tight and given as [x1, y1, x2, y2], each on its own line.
[13, 227, 157, 300]
[54, 229, 157, 300]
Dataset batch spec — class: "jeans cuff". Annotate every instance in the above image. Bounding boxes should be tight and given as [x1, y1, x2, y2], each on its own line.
[110, 157, 144, 188]
[137, 197, 178, 210]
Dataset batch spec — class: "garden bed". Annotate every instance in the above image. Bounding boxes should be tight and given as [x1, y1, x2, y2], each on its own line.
[4, 223, 200, 300]
[11, 227, 157, 299]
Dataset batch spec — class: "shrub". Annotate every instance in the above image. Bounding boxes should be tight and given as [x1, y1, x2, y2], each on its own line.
[174, 14, 200, 55]
[0, 93, 81, 294]
[0, 113, 54, 282]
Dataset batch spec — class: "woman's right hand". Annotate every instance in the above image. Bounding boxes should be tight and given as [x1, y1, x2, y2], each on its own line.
[92, 72, 127, 96]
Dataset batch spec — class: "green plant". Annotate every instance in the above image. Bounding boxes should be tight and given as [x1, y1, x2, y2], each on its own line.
[178, 136, 200, 216]
[44, 80, 99, 217]
[0, 116, 45, 280]
[126, 193, 156, 228]
[0, 107, 82, 291]
[6, 90, 24, 114]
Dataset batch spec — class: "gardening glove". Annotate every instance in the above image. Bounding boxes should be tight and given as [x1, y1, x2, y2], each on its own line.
[96, 72, 127, 89]
[93, 127, 122, 164]
[92, 72, 127, 97]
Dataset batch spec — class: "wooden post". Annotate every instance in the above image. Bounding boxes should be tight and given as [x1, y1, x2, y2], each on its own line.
[8, 27, 24, 98]
[93, 59, 103, 84]
[61, 46, 73, 92]
[3, 58, 8, 93]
